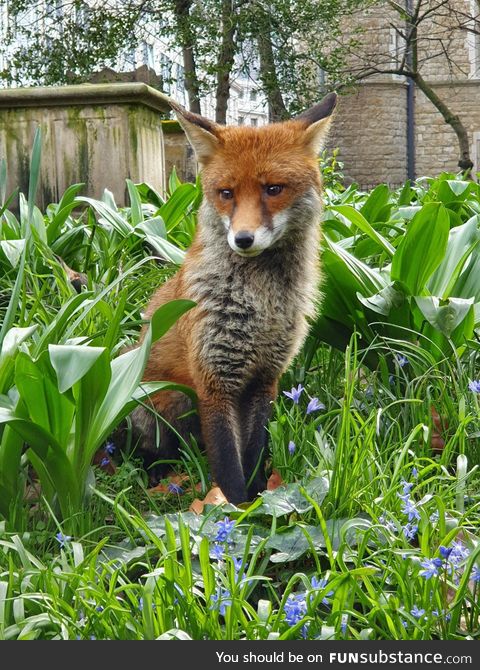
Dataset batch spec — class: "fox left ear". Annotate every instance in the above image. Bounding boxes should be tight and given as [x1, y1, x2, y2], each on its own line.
[169, 101, 221, 166]
[295, 92, 337, 154]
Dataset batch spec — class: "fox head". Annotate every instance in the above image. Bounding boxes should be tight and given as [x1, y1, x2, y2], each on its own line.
[171, 93, 337, 257]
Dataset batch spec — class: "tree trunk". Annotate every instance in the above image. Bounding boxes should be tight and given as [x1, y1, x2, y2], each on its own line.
[173, 0, 201, 114]
[215, 0, 237, 124]
[412, 71, 472, 173]
[257, 31, 289, 122]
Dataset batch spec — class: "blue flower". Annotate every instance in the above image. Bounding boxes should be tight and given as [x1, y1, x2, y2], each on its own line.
[167, 482, 183, 494]
[95, 605, 104, 612]
[396, 354, 409, 367]
[215, 517, 235, 543]
[470, 566, 480, 583]
[468, 380, 480, 393]
[210, 588, 232, 616]
[288, 440, 296, 455]
[100, 457, 110, 467]
[379, 514, 397, 534]
[55, 532, 72, 549]
[401, 498, 420, 521]
[283, 384, 304, 404]
[306, 397, 325, 415]
[340, 614, 348, 635]
[419, 558, 443, 579]
[429, 511, 439, 523]
[449, 541, 469, 565]
[310, 576, 334, 605]
[410, 605, 426, 619]
[104, 442, 115, 455]
[232, 557, 244, 573]
[402, 523, 418, 540]
[439, 545, 453, 560]
[210, 544, 224, 561]
[411, 467, 418, 479]
[283, 593, 307, 626]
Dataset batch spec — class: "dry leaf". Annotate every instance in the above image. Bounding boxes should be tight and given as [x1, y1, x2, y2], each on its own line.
[267, 469, 284, 490]
[189, 487, 228, 514]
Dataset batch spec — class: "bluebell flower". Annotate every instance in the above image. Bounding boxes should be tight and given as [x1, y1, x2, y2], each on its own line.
[439, 545, 453, 560]
[411, 467, 418, 479]
[306, 397, 325, 415]
[449, 541, 469, 565]
[419, 558, 443, 579]
[379, 514, 397, 534]
[429, 511, 439, 523]
[401, 498, 420, 521]
[100, 457, 110, 467]
[402, 523, 418, 540]
[232, 557, 244, 573]
[410, 605, 426, 619]
[283, 384, 304, 404]
[340, 614, 348, 635]
[310, 576, 334, 605]
[470, 566, 480, 583]
[56, 532, 72, 549]
[167, 482, 183, 494]
[288, 440, 296, 455]
[468, 380, 480, 393]
[283, 593, 307, 626]
[95, 605, 104, 612]
[215, 517, 235, 543]
[396, 354, 409, 367]
[210, 544, 224, 561]
[104, 442, 115, 455]
[210, 588, 232, 616]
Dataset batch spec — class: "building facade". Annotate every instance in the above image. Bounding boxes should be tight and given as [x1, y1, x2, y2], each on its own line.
[328, 0, 480, 187]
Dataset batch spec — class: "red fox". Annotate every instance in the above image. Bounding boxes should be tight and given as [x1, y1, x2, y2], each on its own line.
[131, 93, 337, 504]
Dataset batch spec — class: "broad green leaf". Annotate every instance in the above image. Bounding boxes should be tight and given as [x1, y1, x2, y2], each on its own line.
[126, 179, 144, 226]
[391, 203, 449, 295]
[357, 284, 405, 316]
[49, 344, 107, 393]
[329, 205, 395, 256]
[415, 296, 474, 338]
[0, 239, 25, 268]
[259, 478, 329, 516]
[359, 184, 391, 222]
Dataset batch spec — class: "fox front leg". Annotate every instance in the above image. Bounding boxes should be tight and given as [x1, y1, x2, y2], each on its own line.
[198, 395, 247, 504]
[238, 378, 277, 499]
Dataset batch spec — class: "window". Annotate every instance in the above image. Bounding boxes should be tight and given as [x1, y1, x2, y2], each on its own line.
[238, 116, 245, 125]
[250, 118, 258, 127]
[238, 89, 244, 99]
[468, 0, 480, 77]
[142, 41, 154, 68]
[250, 89, 258, 101]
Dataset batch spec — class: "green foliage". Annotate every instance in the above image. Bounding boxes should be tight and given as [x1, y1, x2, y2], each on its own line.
[316, 174, 480, 364]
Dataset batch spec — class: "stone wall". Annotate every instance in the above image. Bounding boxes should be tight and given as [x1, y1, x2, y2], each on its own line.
[162, 121, 197, 184]
[0, 83, 170, 208]
[329, 0, 480, 187]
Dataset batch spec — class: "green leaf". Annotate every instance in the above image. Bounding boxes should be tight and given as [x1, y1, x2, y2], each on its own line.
[126, 179, 144, 226]
[0, 239, 25, 268]
[49, 344, 107, 393]
[329, 205, 395, 256]
[391, 203, 449, 295]
[259, 478, 329, 516]
[415, 296, 474, 338]
[357, 283, 405, 316]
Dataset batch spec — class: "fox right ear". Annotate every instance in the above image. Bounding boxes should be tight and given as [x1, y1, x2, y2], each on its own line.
[170, 102, 220, 166]
[295, 92, 337, 154]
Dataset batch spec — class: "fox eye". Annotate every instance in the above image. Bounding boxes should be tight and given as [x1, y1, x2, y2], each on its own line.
[219, 189, 234, 200]
[265, 184, 284, 196]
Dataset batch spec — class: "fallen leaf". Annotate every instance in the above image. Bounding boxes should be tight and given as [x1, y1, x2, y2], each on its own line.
[430, 405, 448, 453]
[189, 487, 228, 514]
[267, 469, 284, 490]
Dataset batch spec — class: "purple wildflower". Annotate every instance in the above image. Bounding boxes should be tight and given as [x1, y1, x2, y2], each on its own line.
[310, 577, 334, 605]
[379, 514, 397, 534]
[468, 380, 480, 393]
[429, 511, 439, 523]
[410, 605, 426, 619]
[55, 532, 72, 549]
[449, 541, 469, 565]
[396, 354, 409, 367]
[100, 457, 110, 467]
[167, 482, 183, 494]
[411, 467, 418, 479]
[283, 384, 304, 404]
[470, 566, 480, 583]
[419, 558, 443, 579]
[210, 544, 224, 561]
[402, 523, 418, 540]
[210, 588, 232, 616]
[401, 498, 421, 521]
[306, 397, 325, 415]
[283, 593, 307, 626]
[288, 440, 296, 455]
[104, 442, 115, 455]
[439, 545, 453, 560]
[340, 614, 348, 635]
[215, 517, 235, 543]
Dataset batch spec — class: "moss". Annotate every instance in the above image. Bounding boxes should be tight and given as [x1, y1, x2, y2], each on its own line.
[162, 120, 183, 134]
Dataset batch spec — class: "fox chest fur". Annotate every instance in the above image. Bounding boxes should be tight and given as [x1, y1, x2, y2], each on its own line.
[181, 198, 321, 392]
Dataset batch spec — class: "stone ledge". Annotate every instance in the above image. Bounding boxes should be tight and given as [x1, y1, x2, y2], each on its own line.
[0, 82, 172, 113]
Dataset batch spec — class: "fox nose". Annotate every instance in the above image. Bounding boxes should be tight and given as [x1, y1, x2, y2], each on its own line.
[234, 231, 255, 249]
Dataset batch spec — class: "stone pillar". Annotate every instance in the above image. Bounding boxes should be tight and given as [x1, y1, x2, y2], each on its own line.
[0, 83, 171, 208]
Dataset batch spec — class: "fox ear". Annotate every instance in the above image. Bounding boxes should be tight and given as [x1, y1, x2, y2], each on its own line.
[169, 102, 220, 165]
[295, 92, 337, 154]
